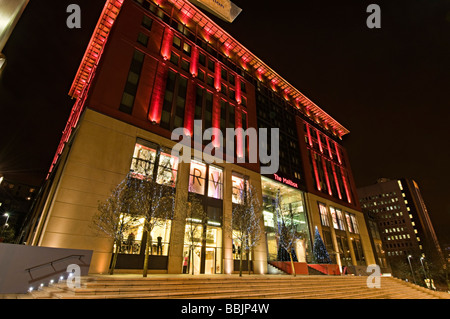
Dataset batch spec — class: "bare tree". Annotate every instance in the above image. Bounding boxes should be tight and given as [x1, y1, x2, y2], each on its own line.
[135, 176, 175, 277]
[91, 174, 142, 275]
[182, 193, 208, 275]
[230, 183, 262, 277]
[275, 190, 305, 277]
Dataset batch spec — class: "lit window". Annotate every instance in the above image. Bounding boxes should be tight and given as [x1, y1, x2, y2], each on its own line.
[232, 175, 247, 204]
[318, 203, 330, 227]
[208, 166, 223, 200]
[189, 160, 207, 195]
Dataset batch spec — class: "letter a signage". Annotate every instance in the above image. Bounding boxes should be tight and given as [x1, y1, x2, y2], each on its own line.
[188, 0, 242, 23]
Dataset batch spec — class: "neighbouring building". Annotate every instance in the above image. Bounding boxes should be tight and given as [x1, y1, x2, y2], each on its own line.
[24, 0, 375, 274]
[358, 178, 444, 274]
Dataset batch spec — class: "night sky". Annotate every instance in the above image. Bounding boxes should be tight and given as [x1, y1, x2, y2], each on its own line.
[0, 0, 449, 244]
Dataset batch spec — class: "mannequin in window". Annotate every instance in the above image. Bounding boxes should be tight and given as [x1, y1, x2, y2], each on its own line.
[157, 236, 163, 255]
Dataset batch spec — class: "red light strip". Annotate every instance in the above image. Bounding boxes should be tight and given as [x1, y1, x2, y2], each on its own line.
[48, 0, 124, 178]
[168, 0, 349, 137]
[340, 167, 352, 204]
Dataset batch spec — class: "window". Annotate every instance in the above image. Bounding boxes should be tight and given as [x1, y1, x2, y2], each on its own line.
[329, 206, 339, 229]
[170, 52, 179, 66]
[336, 208, 345, 231]
[232, 175, 247, 204]
[183, 42, 192, 56]
[318, 203, 330, 227]
[189, 160, 207, 195]
[350, 214, 360, 234]
[156, 150, 179, 187]
[208, 166, 224, 200]
[142, 15, 153, 30]
[131, 142, 157, 178]
[173, 35, 181, 49]
[120, 50, 145, 114]
[130, 140, 178, 187]
[137, 32, 149, 46]
[181, 59, 190, 72]
[345, 213, 354, 233]
[199, 53, 206, 66]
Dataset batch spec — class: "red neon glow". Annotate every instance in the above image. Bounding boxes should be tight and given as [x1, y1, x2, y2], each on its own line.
[322, 157, 332, 196]
[190, 45, 199, 77]
[332, 163, 342, 200]
[311, 152, 321, 191]
[235, 76, 242, 104]
[306, 124, 313, 147]
[214, 62, 221, 92]
[184, 79, 196, 136]
[149, 63, 169, 123]
[52, 0, 124, 178]
[161, 28, 174, 60]
[316, 130, 323, 153]
[326, 137, 333, 159]
[341, 167, 352, 204]
[235, 109, 244, 158]
[334, 142, 342, 164]
[212, 97, 221, 148]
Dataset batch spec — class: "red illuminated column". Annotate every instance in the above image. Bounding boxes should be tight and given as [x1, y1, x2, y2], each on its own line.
[212, 96, 221, 148]
[310, 151, 321, 191]
[306, 125, 313, 147]
[235, 108, 243, 158]
[322, 157, 332, 196]
[148, 62, 169, 124]
[335, 142, 342, 164]
[184, 79, 196, 136]
[326, 138, 333, 159]
[214, 62, 221, 92]
[190, 46, 199, 77]
[332, 163, 342, 200]
[316, 130, 323, 153]
[161, 28, 174, 61]
[235, 76, 242, 105]
[340, 167, 352, 204]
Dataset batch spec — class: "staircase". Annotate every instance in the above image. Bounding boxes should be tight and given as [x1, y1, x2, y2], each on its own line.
[3, 275, 449, 299]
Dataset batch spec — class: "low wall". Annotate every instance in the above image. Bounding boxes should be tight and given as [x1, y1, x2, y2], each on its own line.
[269, 261, 309, 275]
[308, 264, 341, 275]
[0, 244, 93, 294]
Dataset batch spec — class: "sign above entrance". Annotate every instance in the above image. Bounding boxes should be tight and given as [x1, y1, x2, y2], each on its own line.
[188, 0, 242, 23]
[273, 174, 299, 189]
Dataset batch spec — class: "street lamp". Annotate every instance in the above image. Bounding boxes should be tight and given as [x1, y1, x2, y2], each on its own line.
[0, 175, 3, 185]
[3, 213, 10, 226]
[407, 255, 417, 285]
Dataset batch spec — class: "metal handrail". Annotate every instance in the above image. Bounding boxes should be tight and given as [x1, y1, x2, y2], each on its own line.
[25, 254, 85, 279]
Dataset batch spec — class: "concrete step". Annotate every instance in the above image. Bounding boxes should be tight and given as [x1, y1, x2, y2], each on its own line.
[10, 274, 445, 299]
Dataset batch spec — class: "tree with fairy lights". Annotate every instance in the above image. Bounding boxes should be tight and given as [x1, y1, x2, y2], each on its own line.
[182, 193, 208, 275]
[275, 190, 302, 276]
[135, 175, 175, 277]
[92, 174, 143, 275]
[312, 226, 331, 264]
[229, 183, 262, 277]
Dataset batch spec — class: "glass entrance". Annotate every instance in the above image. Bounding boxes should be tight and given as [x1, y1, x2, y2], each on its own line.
[261, 176, 312, 263]
[183, 224, 222, 274]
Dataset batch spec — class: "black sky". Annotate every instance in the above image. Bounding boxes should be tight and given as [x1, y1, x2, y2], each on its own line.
[0, 0, 449, 244]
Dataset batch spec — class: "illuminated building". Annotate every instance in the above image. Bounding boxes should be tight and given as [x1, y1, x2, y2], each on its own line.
[358, 178, 444, 271]
[25, 0, 375, 274]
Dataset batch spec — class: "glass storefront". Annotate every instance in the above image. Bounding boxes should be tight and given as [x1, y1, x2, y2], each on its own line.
[115, 215, 172, 256]
[183, 161, 224, 274]
[261, 176, 312, 263]
[183, 223, 222, 274]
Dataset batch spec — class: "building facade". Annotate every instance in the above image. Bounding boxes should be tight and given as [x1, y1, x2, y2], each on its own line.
[358, 178, 444, 272]
[25, 0, 375, 274]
